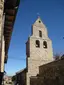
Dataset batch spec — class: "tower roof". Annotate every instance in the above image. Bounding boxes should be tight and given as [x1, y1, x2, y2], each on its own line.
[33, 17, 46, 28]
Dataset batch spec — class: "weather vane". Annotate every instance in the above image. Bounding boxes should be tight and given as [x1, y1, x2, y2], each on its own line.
[37, 13, 40, 18]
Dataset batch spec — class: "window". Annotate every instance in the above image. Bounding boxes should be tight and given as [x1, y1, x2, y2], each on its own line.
[36, 40, 40, 47]
[39, 30, 42, 37]
[43, 41, 47, 48]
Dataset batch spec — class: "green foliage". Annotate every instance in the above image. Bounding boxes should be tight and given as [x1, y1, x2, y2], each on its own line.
[9, 82, 12, 84]
[12, 76, 16, 81]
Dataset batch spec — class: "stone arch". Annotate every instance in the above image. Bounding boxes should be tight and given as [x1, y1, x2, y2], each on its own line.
[43, 41, 47, 48]
[36, 40, 40, 47]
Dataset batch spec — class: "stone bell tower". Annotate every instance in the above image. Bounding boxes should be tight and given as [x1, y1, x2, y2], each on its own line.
[26, 17, 53, 85]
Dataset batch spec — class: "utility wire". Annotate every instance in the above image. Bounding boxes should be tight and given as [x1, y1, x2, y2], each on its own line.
[8, 57, 50, 61]
[8, 57, 26, 61]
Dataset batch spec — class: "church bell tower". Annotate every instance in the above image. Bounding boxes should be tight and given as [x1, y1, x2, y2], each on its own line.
[26, 17, 53, 85]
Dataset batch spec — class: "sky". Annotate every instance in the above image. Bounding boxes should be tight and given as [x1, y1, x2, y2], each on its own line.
[5, 0, 64, 76]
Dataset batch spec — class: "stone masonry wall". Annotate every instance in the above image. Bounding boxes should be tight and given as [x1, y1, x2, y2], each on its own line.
[30, 59, 64, 85]
[26, 18, 53, 85]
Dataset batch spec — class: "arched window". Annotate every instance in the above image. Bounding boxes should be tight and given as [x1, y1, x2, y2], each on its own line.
[39, 30, 42, 37]
[36, 40, 40, 47]
[43, 41, 47, 48]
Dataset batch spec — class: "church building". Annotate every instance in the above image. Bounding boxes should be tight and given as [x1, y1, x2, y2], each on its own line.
[16, 17, 53, 85]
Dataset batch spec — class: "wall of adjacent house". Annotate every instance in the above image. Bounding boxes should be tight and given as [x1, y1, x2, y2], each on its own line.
[0, 0, 4, 72]
[1, 36, 5, 72]
[16, 70, 26, 85]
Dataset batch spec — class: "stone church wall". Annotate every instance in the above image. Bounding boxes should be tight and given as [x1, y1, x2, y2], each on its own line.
[30, 58, 64, 85]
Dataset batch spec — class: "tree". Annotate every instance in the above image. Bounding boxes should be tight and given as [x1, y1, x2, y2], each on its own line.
[61, 54, 64, 59]
[12, 76, 16, 81]
[54, 54, 60, 60]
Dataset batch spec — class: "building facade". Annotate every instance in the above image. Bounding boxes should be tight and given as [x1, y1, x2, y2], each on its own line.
[0, 0, 5, 83]
[16, 68, 26, 85]
[0, 0, 20, 84]
[26, 17, 53, 85]
[3, 75, 12, 85]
